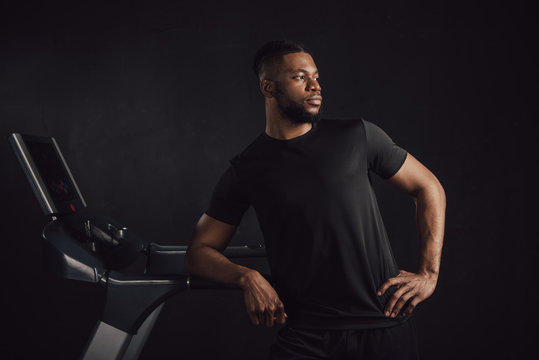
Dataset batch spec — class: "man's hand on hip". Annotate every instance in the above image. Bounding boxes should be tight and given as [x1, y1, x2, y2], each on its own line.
[377, 269, 438, 318]
[240, 270, 288, 327]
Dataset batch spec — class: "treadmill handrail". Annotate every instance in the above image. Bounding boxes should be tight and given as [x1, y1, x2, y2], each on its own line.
[147, 243, 267, 257]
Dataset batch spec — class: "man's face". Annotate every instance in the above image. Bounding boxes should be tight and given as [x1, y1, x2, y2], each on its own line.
[271, 52, 322, 124]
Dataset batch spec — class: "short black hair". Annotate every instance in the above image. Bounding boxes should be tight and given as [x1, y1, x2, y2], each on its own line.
[253, 39, 311, 80]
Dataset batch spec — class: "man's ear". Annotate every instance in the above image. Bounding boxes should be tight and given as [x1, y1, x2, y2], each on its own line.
[260, 79, 274, 98]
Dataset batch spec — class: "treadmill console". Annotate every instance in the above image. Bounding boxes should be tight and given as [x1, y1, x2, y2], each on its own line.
[9, 133, 86, 216]
[10, 133, 143, 273]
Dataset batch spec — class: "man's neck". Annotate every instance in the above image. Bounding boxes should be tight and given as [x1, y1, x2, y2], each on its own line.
[265, 121, 313, 141]
[264, 106, 313, 140]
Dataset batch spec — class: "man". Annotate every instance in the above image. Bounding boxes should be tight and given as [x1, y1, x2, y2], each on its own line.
[185, 40, 445, 359]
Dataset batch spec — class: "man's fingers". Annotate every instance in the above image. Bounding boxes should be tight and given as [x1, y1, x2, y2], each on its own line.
[242, 278, 286, 327]
[250, 301, 265, 326]
[274, 304, 287, 325]
[278, 312, 288, 325]
[390, 291, 415, 318]
[249, 306, 286, 326]
[378, 270, 437, 317]
[265, 306, 276, 327]
[384, 285, 411, 316]
[402, 297, 422, 316]
[260, 306, 268, 327]
[266, 301, 287, 327]
[377, 275, 406, 296]
[250, 303, 264, 326]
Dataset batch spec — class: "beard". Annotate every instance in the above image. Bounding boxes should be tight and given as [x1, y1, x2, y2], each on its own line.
[274, 86, 322, 125]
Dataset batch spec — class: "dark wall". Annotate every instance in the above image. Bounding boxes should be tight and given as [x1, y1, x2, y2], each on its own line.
[1, 1, 536, 359]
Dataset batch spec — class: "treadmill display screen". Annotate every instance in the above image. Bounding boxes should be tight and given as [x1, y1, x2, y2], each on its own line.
[26, 141, 78, 204]
[10, 133, 86, 216]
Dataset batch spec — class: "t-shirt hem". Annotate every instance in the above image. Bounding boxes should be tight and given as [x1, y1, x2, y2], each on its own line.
[287, 313, 414, 330]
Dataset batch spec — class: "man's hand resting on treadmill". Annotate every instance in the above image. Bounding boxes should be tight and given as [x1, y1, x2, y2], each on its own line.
[185, 214, 287, 328]
[240, 270, 288, 327]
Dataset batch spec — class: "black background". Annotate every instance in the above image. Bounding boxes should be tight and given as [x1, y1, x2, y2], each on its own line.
[1, 1, 536, 359]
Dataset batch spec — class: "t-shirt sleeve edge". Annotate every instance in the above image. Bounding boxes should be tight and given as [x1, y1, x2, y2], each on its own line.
[381, 149, 408, 180]
[204, 209, 241, 227]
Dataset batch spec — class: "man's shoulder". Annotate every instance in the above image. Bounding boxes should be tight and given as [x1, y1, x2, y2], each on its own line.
[319, 117, 367, 137]
[320, 117, 365, 128]
[228, 132, 268, 166]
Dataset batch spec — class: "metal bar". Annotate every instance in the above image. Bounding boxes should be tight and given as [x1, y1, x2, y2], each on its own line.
[9, 133, 57, 214]
[122, 303, 164, 360]
[81, 321, 132, 360]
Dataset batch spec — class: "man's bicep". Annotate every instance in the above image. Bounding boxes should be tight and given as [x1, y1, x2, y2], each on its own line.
[190, 212, 238, 252]
[387, 153, 441, 196]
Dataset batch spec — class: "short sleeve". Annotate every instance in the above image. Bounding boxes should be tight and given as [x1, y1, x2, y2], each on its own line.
[363, 119, 408, 179]
[205, 164, 250, 226]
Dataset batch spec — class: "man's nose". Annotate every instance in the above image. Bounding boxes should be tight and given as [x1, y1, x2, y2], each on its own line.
[307, 78, 321, 92]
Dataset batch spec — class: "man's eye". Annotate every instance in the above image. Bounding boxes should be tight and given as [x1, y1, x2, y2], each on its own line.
[294, 75, 305, 80]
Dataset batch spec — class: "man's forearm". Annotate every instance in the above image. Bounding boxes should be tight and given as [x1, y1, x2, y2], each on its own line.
[414, 182, 446, 278]
[185, 244, 255, 288]
[185, 239, 287, 326]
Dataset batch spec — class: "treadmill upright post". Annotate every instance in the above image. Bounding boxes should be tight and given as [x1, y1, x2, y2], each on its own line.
[122, 303, 164, 360]
[81, 321, 132, 360]
[81, 303, 164, 360]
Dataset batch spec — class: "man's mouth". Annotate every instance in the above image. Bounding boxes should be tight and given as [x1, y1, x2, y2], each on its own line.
[305, 96, 322, 106]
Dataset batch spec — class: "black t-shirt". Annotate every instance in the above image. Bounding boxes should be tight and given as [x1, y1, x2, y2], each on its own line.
[205, 118, 411, 329]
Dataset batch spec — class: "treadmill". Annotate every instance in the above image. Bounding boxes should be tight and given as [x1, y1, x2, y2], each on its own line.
[9, 133, 268, 360]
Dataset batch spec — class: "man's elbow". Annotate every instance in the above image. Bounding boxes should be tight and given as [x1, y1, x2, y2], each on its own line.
[431, 176, 446, 207]
[184, 242, 215, 274]
[438, 181, 446, 207]
[414, 176, 446, 208]
[432, 180, 446, 208]
[184, 245, 198, 274]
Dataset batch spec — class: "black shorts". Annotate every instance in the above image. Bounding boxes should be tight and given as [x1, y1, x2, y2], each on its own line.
[267, 317, 420, 360]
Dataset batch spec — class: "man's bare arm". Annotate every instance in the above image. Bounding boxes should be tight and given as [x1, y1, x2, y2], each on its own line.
[185, 213, 287, 326]
[377, 153, 446, 317]
[185, 213, 249, 287]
